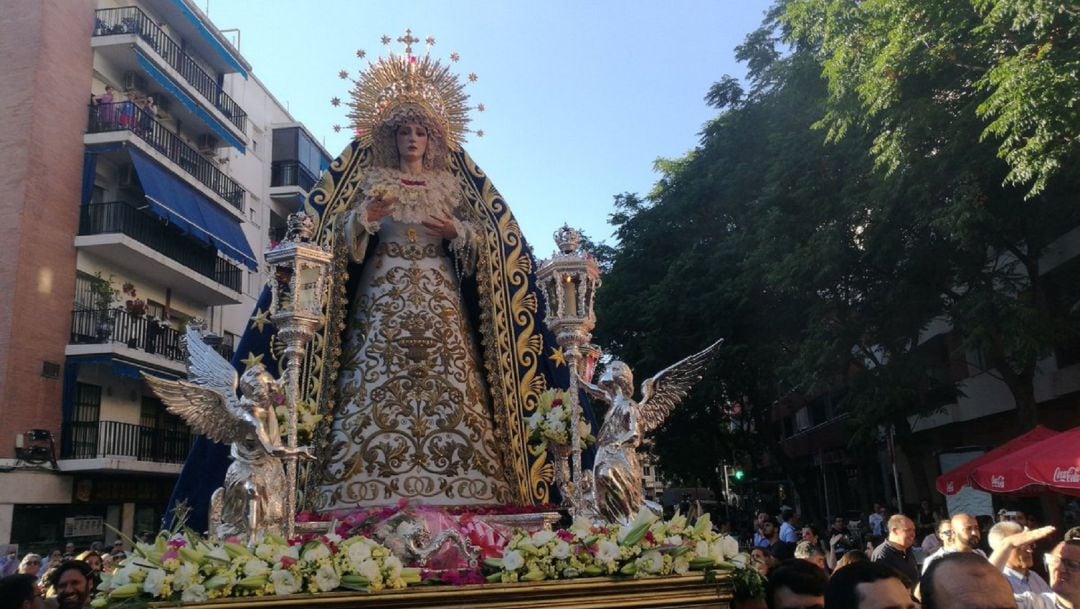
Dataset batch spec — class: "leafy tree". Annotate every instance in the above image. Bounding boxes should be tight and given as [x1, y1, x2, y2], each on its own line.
[783, 0, 1079, 198]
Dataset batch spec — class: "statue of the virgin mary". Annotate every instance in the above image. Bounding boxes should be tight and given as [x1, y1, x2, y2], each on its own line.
[167, 33, 584, 529]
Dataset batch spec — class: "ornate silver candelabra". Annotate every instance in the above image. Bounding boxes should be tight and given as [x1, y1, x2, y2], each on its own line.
[265, 212, 332, 538]
[537, 225, 602, 514]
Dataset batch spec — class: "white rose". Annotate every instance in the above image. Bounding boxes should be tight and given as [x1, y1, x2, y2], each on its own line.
[531, 530, 556, 546]
[172, 563, 199, 591]
[673, 555, 691, 575]
[502, 549, 525, 572]
[637, 550, 664, 574]
[664, 535, 684, 547]
[359, 558, 382, 582]
[181, 584, 208, 602]
[346, 541, 372, 567]
[596, 540, 620, 564]
[552, 541, 571, 560]
[142, 568, 167, 597]
[270, 569, 300, 596]
[244, 558, 270, 577]
[314, 564, 340, 592]
[254, 543, 276, 561]
[302, 542, 331, 562]
[383, 555, 403, 579]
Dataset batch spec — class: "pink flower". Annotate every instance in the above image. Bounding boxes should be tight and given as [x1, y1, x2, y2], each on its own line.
[279, 556, 297, 569]
[167, 539, 187, 549]
[556, 530, 576, 542]
[162, 549, 179, 562]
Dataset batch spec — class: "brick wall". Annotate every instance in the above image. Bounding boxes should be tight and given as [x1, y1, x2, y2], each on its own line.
[0, 0, 96, 458]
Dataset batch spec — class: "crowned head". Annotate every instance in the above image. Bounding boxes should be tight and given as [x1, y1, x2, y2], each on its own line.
[372, 104, 450, 171]
[339, 30, 484, 170]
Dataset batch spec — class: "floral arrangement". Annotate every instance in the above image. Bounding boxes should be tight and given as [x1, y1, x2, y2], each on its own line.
[526, 388, 596, 452]
[91, 530, 420, 607]
[483, 510, 735, 583]
[275, 398, 322, 445]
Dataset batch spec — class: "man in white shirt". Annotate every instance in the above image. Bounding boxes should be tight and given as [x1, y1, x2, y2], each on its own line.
[1013, 539, 1080, 609]
[989, 521, 1052, 595]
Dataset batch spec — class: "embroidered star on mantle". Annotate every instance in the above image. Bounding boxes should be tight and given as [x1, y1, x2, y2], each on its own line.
[240, 352, 264, 370]
[250, 308, 271, 332]
[549, 346, 567, 368]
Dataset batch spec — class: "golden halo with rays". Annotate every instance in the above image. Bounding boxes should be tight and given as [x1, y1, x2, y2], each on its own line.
[334, 29, 485, 150]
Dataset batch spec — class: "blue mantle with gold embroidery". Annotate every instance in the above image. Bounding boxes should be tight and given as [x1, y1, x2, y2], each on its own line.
[168, 142, 595, 530]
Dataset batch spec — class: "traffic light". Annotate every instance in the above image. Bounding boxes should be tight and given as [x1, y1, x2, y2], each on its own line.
[733, 469, 745, 481]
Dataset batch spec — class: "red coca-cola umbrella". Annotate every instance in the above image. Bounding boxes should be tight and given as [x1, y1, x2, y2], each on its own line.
[936, 425, 1059, 495]
[969, 425, 1080, 496]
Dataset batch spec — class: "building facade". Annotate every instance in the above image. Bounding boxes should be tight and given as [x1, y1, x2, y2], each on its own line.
[0, 0, 329, 553]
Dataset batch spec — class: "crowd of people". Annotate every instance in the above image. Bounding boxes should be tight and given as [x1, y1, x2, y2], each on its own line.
[0, 539, 128, 609]
[746, 503, 1080, 609]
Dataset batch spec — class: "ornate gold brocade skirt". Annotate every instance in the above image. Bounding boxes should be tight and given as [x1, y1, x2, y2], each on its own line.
[314, 221, 511, 510]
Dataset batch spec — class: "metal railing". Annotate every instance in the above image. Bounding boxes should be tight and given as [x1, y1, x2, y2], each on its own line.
[62, 420, 193, 464]
[270, 160, 318, 192]
[69, 306, 237, 363]
[92, 6, 247, 132]
[88, 102, 244, 210]
[71, 307, 186, 361]
[80, 201, 243, 291]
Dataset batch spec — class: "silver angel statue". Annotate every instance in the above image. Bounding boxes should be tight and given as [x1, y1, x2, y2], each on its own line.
[579, 339, 723, 526]
[143, 326, 312, 541]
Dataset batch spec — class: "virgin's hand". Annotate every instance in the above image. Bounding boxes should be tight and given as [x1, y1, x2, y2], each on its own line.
[422, 213, 458, 240]
[364, 193, 398, 225]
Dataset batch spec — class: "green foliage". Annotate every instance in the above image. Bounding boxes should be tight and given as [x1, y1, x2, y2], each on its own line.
[593, 0, 1080, 498]
[783, 0, 1079, 198]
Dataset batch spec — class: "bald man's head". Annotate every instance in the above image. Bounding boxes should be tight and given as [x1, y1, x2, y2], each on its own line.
[922, 552, 1015, 609]
[950, 513, 982, 551]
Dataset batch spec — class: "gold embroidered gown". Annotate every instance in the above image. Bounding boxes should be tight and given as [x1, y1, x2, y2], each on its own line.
[314, 168, 512, 510]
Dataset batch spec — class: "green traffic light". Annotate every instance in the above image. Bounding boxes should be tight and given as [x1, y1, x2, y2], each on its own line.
[734, 470, 745, 480]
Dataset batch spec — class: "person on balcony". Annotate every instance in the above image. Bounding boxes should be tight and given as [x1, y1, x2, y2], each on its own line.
[93, 85, 115, 129]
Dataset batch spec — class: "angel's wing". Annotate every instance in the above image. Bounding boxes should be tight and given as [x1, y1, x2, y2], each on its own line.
[636, 338, 724, 435]
[141, 374, 252, 444]
[181, 325, 238, 400]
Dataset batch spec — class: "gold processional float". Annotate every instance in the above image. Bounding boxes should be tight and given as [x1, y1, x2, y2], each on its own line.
[102, 30, 741, 609]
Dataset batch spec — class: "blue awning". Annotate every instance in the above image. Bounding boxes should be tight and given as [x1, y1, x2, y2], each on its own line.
[128, 148, 258, 269]
[69, 354, 182, 381]
[168, 0, 248, 79]
[135, 49, 245, 152]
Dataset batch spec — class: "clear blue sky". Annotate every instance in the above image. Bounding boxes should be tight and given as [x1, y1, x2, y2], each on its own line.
[204, 0, 773, 252]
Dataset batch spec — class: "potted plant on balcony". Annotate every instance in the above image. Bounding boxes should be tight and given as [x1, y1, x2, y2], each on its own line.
[92, 273, 120, 342]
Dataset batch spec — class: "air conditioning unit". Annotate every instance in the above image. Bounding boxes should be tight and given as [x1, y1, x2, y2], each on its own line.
[197, 134, 220, 153]
[122, 71, 147, 92]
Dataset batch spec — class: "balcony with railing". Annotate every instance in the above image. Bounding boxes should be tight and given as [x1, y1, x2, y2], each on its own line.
[271, 160, 318, 192]
[70, 306, 236, 365]
[71, 307, 184, 361]
[87, 102, 243, 210]
[80, 201, 243, 292]
[92, 6, 247, 132]
[62, 420, 193, 465]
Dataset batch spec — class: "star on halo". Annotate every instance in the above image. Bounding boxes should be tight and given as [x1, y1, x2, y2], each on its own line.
[549, 347, 567, 368]
[250, 308, 271, 332]
[240, 352, 265, 370]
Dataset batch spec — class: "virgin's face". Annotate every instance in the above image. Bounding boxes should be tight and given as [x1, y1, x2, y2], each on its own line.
[396, 121, 428, 165]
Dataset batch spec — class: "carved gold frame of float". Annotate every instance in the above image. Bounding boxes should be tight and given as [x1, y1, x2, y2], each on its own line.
[157, 573, 732, 609]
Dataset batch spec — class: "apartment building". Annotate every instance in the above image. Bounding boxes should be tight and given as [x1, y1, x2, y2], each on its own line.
[0, 0, 330, 552]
